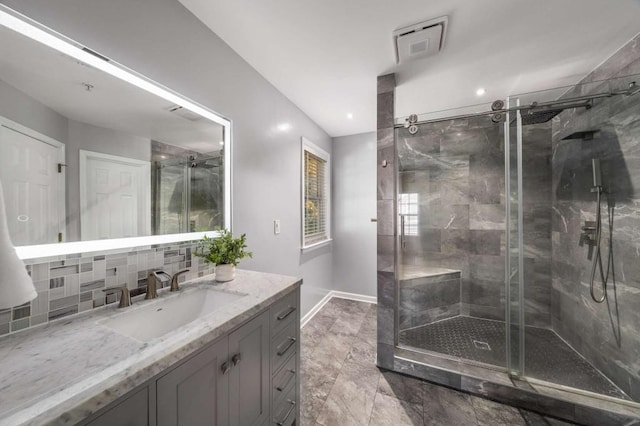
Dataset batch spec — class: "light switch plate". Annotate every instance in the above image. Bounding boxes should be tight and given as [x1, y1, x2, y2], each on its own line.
[274, 219, 280, 235]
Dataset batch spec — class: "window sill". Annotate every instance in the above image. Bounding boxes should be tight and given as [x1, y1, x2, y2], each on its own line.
[301, 239, 333, 253]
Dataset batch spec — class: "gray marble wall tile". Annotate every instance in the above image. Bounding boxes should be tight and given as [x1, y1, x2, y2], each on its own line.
[377, 343, 394, 370]
[377, 271, 394, 309]
[377, 128, 394, 149]
[377, 92, 394, 130]
[548, 32, 640, 401]
[377, 73, 396, 95]
[377, 146, 395, 200]
[376, 200, 394, 236]
[469, 204, 505, 230]
[377, 307, 394, 346]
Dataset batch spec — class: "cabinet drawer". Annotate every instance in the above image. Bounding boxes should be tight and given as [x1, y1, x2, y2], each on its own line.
[271, 320, 298, 373]
[270, 289, 298, 337]
[272, 385, 296, 426]
[272, 351, 296, 407]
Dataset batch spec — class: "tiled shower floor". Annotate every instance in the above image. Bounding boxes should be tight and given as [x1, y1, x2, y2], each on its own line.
[399, 316, 631, 401]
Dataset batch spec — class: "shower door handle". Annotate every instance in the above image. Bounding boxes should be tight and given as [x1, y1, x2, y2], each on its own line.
[400, 215, 406, 249]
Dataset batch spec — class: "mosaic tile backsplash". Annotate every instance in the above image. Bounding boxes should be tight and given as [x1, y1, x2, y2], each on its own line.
[0, 241, 214, 336]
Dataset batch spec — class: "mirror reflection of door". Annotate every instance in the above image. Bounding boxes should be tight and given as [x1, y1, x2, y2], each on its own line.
[0, 120, 65, 245]
[79, 150, 150, 240]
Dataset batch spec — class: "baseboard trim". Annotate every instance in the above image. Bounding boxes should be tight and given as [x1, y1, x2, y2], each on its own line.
[301, 290, 376, 328]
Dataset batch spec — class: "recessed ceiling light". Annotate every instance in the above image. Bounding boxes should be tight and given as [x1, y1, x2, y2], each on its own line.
[476, 88, 486, 96]
[277, 123, 291, 131]
[347, 113, 353, 119]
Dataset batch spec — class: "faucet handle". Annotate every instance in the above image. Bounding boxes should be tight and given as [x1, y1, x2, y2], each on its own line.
[103, 285, 131, 308]
[170, 269, 190, 292]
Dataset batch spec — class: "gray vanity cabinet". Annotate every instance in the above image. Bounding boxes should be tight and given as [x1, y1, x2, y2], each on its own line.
[228, 310, 270, 426]
[85, 387, 149, 426]
[156, 310, 270, 426]
[156, 338, 229, 426]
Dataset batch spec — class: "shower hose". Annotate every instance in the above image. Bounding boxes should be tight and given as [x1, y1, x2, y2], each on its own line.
[590, 188, 614, 303]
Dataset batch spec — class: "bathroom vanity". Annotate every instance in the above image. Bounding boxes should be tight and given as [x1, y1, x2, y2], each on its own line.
[0, 270, 301, 426]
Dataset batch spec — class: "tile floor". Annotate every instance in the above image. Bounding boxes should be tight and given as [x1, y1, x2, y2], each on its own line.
[300, 297, 577, 425]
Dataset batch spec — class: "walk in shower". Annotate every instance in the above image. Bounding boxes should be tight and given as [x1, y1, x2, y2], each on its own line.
[392, 73, 640, 409]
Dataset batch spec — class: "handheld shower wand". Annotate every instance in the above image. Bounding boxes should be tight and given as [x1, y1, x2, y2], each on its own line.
[588, 158, 614, 303]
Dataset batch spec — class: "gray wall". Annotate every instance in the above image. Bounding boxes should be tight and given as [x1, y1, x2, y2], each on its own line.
[1, 0, 334, 316]
[331, 132, 376, 297]
[550, 33, 640, 401]
[65, 120, 152, 241]
[0, 79, 68, 144]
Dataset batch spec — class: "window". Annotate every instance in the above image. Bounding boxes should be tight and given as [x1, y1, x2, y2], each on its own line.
[302, 137, 331, 249]
[399, 193, 418, 236]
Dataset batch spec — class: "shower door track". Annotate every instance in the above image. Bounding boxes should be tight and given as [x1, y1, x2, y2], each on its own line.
[393, 86, 635, 128]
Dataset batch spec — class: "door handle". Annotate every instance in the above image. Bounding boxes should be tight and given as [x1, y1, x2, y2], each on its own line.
[221, 361, 230, 375]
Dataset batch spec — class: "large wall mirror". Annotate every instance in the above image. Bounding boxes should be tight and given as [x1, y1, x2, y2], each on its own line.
[0, 7, 231, 259]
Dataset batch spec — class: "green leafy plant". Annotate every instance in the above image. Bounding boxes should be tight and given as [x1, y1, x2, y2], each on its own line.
[195, 229, 253, 266]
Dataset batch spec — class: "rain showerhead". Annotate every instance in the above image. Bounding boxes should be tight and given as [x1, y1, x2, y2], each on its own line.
[520, 108, 564, 125]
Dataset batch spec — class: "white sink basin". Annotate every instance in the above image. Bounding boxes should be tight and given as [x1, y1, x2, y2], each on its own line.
[100, 287, 247, 342]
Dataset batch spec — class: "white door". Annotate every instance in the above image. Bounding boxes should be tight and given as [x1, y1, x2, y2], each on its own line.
[0, 123, 64, 246]
[80, 150, 150, 240]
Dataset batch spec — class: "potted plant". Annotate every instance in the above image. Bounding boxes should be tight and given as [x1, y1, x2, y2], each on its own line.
[195, 229, 252, 282]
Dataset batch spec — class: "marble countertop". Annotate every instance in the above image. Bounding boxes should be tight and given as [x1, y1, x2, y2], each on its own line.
[0, 269, 301, 426]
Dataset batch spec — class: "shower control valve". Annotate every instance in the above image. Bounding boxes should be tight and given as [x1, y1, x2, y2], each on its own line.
[579, 221, 597, 260]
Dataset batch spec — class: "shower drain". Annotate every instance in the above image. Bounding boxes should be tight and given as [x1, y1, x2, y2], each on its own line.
[473, 340, 491, 351]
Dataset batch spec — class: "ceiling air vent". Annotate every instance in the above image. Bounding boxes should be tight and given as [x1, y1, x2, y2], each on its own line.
[167, 105, 201, 121]
[393, 16, 448, 64]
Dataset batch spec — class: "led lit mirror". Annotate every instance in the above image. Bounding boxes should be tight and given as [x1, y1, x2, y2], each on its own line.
[0, 7, 231, 259]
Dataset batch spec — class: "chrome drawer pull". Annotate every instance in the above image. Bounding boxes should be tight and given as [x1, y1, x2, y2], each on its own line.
[276, 306, 296, 321]
[276, 400, 296, 426]
[276, 337, 296, 356]
[275, 369, 296, 392]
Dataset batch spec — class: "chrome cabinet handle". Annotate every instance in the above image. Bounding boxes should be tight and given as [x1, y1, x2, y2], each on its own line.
[277, 337, 297, 356]
[221, 361, 230, 375]
[277, 306, 296, 321]
[276, 400, 296, 426]
[275, 369, 296, 392]
[232, 353, 241, 366]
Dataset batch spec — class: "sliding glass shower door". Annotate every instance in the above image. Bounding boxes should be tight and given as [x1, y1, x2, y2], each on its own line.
[395, 111, 509, 370]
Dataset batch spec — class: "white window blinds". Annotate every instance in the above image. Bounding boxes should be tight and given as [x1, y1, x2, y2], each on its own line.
[302, 138, 330, 248]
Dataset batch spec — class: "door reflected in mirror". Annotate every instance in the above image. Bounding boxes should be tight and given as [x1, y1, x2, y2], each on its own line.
[0, 15, 229, 247]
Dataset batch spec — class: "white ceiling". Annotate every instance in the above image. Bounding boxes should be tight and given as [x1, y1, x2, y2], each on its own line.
[180, 0, 640, 137]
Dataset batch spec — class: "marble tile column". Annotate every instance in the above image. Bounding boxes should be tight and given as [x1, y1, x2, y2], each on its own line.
[377, 73, 396, 370]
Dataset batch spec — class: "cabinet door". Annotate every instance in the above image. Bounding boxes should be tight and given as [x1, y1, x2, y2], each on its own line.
[228, 310, 270, 426]
[86, 387, 148, 426]
[157, 338, 229, 426]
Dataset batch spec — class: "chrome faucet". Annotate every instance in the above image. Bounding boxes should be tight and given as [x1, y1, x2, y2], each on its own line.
[170, 269, 190, 292]
[146, 270, 171, 299]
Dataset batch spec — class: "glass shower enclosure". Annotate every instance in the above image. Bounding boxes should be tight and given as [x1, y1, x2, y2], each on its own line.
[394, 73, 640, 406]
[152, 153, 224, 235]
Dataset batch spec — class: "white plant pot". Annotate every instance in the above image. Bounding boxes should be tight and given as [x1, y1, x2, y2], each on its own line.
[215, 264, 235, 282]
